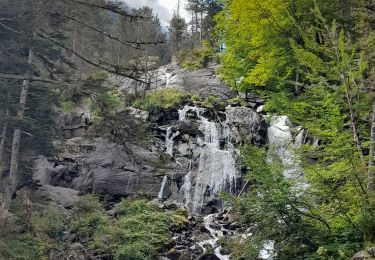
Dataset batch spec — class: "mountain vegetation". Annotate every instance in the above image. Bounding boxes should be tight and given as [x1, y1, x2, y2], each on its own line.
[0, 0, 374, 259]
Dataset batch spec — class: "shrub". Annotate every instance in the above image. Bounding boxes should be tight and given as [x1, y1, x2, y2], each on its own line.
[111, 199, 171, 259]
[0, 233, 43, 260]
[72, 196, 108, 239]
[170, 209, 189, 231]
[32, 203, 65, 240]
[176, 41, 216, 70]
[202, 96, 225, 110]
[132, 88, 187, 112]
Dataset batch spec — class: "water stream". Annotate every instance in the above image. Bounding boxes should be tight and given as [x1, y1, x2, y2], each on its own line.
[198, 213, 232, 260]
[178, 106, 238, 213]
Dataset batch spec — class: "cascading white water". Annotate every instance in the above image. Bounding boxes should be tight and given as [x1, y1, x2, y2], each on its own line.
[198, 213, 231, 260]
[158, 175, 168, 199]
[259, 240, 276, 259]
[165, 126, 179, 157]
[180, 159, 192, 208]
[178, 105, 237, 213]
[267, 116, 302, 179]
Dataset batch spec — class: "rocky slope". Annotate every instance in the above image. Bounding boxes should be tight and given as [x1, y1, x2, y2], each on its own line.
[27, 64, 308, 260]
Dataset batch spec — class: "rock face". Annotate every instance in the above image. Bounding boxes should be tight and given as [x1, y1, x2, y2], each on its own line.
[153, 105, 267, 214]
[31, 64, 298, 218]
[117, 63, 236, 100]
[37, 185, 79, 208]
[226, 107, 267, 146]
[32, 100, 269, 214]
[351, 248, 375, 260]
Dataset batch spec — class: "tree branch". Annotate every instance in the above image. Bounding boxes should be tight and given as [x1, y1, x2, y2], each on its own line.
[66, 16, 166, 49]
[0, 21, 20, 34]
[0, 73, 58, 84]
[62, 0, 144, 19]
[37, 30, 147, 85]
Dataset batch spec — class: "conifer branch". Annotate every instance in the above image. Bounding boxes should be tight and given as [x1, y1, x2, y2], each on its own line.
[62, 0, 144, 19]
[37, 30, 148, 85]
[66, 16, 166, 49]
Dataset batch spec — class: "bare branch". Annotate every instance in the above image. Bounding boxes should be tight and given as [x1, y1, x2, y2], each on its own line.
[62, 0, 144, 19]
[0, 21, 20, 34]
[0, 73, 66, 84]
[37, 30, 148, 85]
[66, 16, 166, 49]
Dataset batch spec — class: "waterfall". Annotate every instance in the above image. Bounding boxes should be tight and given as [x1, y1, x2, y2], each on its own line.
[197, 213, 232, 260]
[259, 240, 276, 259]
[267, 115, 307, 189]
[165, 72, 171, 87]
[178, 105, 204, 122]
[165, 127, 179, 157]
[178, 105, 238, 213]
[180, 159, 192, 208]
[158, 175, 168, 199]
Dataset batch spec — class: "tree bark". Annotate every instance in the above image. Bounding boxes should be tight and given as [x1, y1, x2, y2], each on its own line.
[345, 87, 365, 162]
[367, 100, 375, 196]
[6, 48, 33, 205]
[72, 22, 77, 62]
[0, 108, 9, 174]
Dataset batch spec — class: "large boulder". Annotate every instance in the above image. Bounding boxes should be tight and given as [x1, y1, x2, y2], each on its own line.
[37, 185, 79, 208]
[226, 107, 267, 146]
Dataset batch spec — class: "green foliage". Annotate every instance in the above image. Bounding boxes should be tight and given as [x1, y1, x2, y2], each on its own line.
[170, 209, 189, 230]
[0, 233, 43, 260]
[32, 204, 65, 240]
[90, 199, 171, 260]
[227, 97, 247, 107]
[202, 95, 225, 110]
[0, 199, 43, 260]
[228, 145, 365, 259]
[176, 41, 216, 70]
[72, 196, 108, 239]
[132, 88, 188, 112]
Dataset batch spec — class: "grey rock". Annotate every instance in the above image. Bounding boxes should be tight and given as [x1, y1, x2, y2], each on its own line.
[37, 185, 79, 208]
[90, 166, 160, 196]
[71, 243, 85, 251]
[226, 107, 267, 146]
[351, 248, 375, 260]
[128, 107, 149, 121]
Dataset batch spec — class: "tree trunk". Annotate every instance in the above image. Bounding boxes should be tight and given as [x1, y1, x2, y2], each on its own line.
[345, 87, 365, 162]
[6, 48, 33, 205]
[199, 11, 203, 46]
[367, 100, 375, 197]
[0, 108, 9, 174]
[72, 22, 77, 62]
[295, 63, 301, 95]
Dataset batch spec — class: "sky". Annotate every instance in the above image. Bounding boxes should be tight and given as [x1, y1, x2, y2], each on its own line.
[125, 0, 188, 27]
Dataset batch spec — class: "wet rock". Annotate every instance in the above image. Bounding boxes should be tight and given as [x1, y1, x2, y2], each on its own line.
[196, 253, 220, 260]
[209, 223, 221, 230]
[220, 247, 230, 255]
[167, 249, 182, 259]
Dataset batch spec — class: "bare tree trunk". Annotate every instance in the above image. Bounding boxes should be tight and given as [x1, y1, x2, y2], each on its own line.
[295, 63, 301, 95]
[368, 100, 375, 196]
[72, 22, 77, 62]
[345, 87, 365, 162]
[0, 108, 9, 174]
[191, 10, 194, 49]
[6, 48, 33, 205]
[199, 11, 203, 47]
